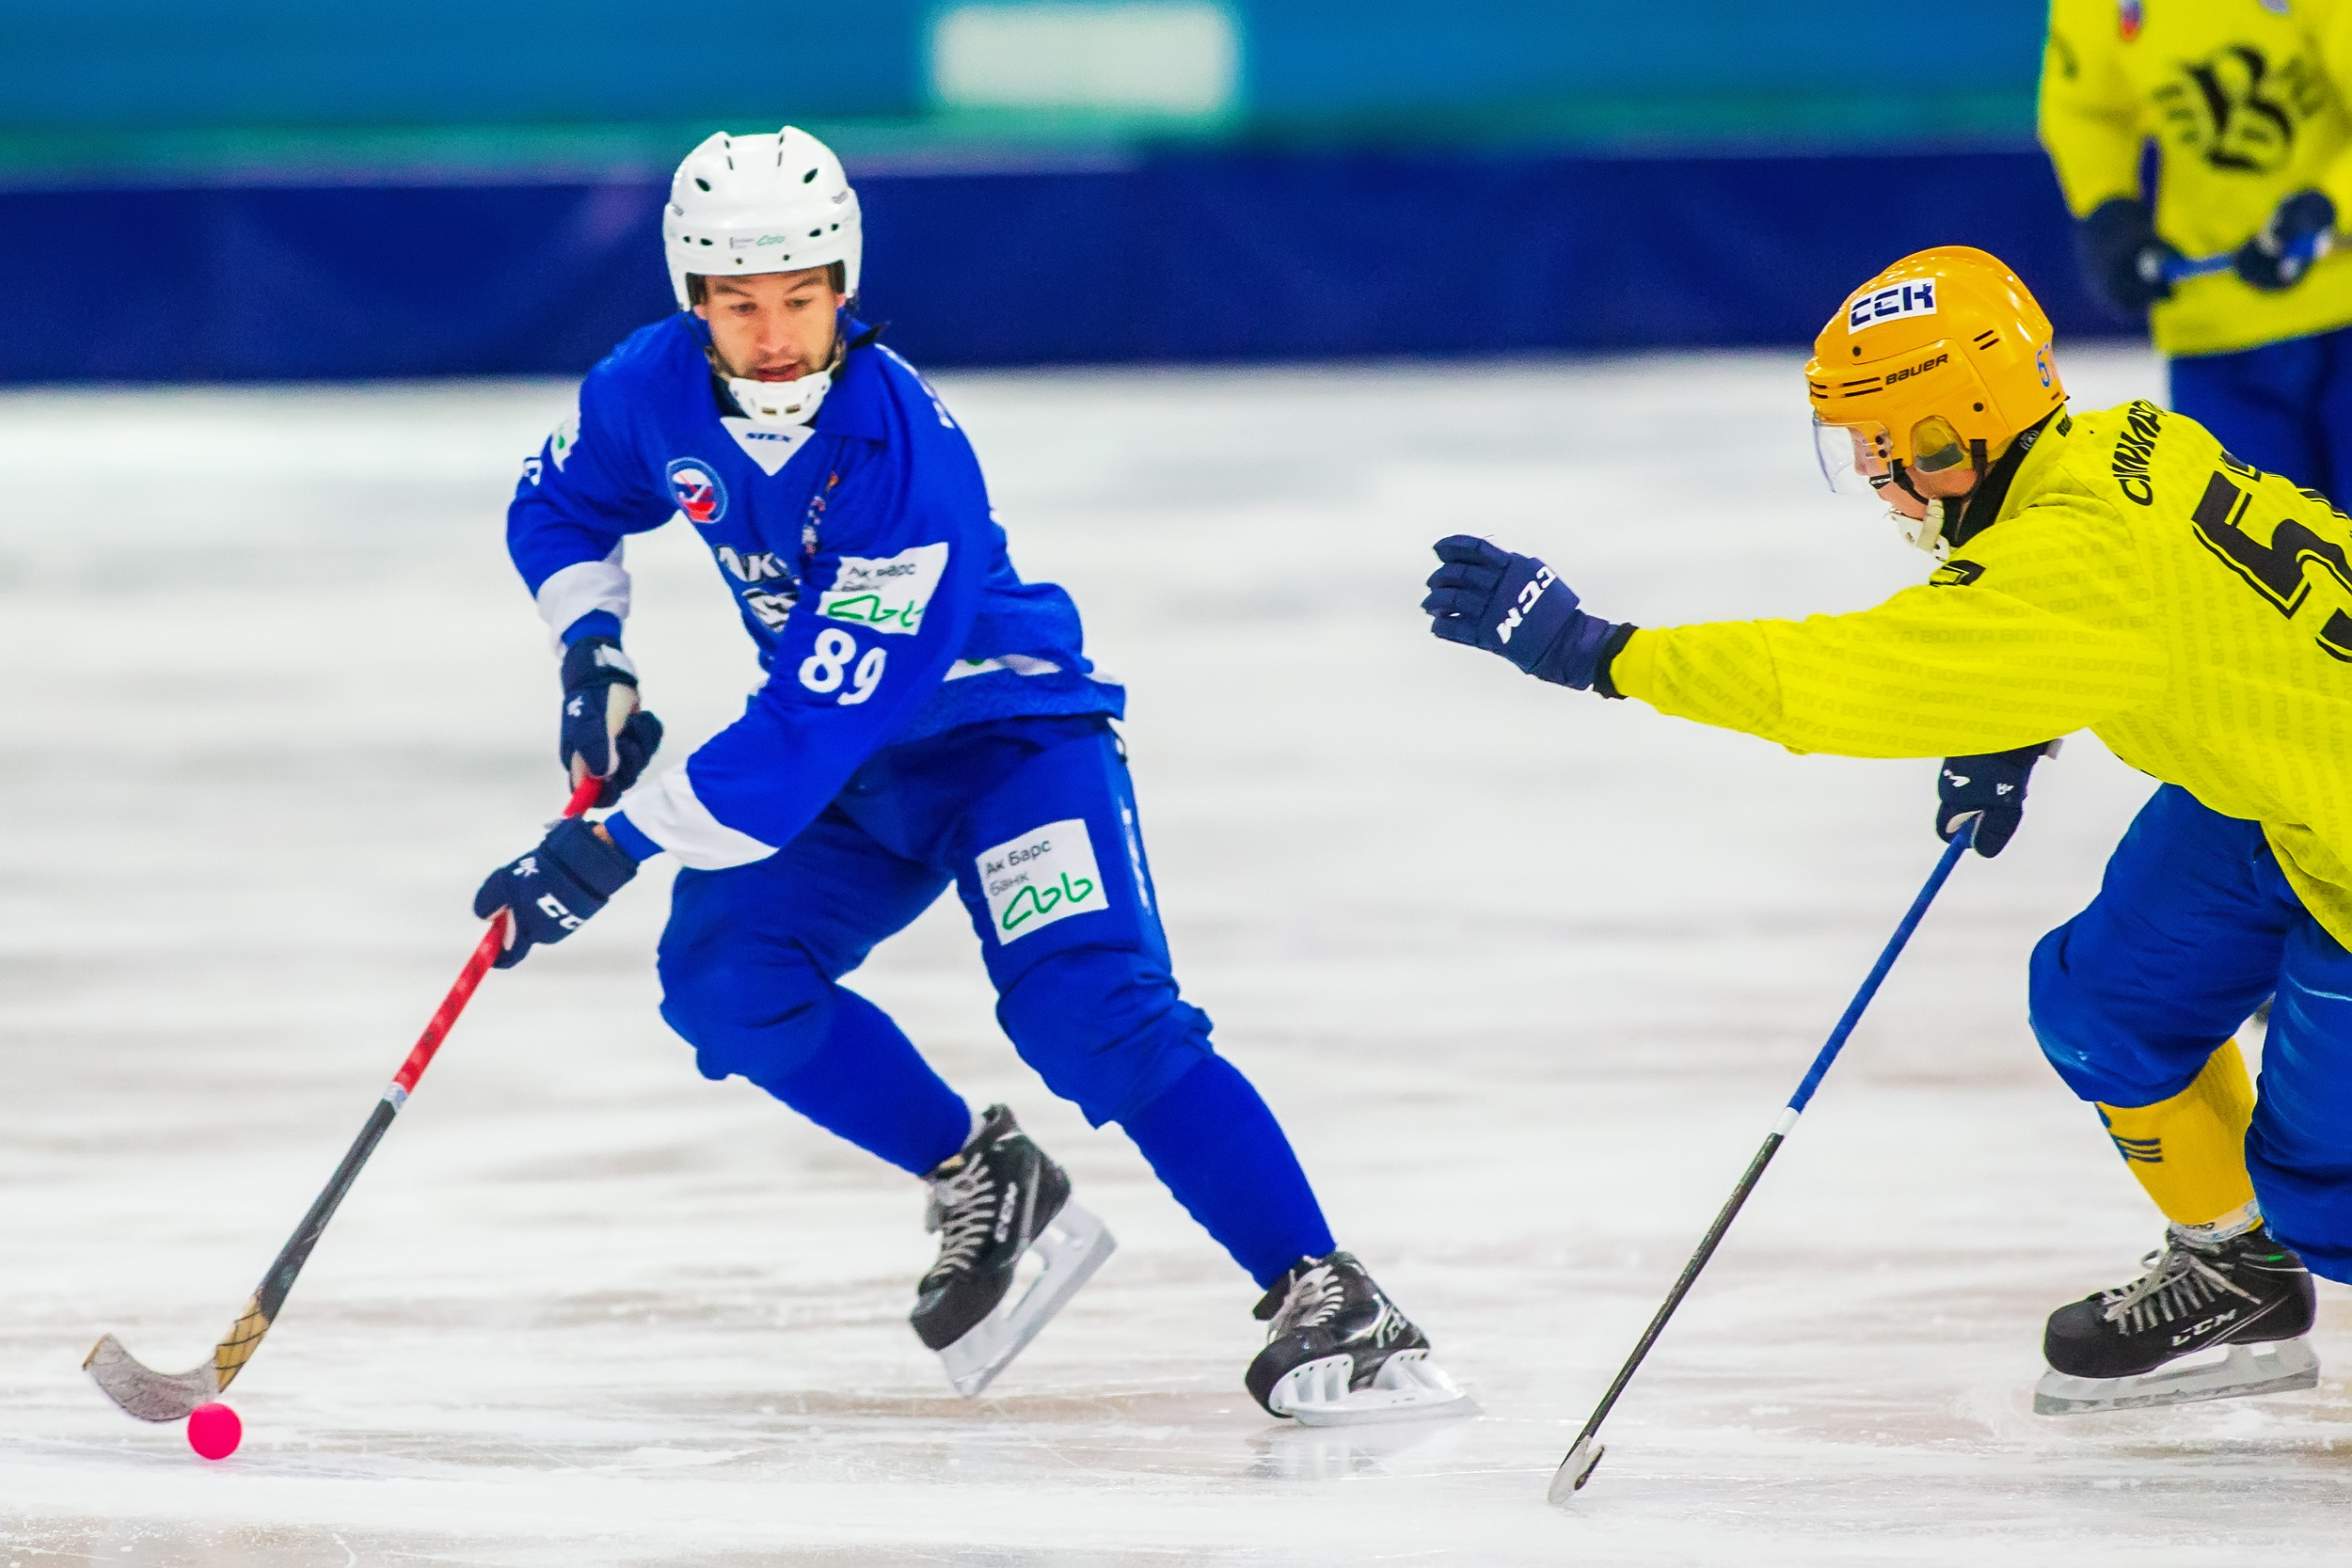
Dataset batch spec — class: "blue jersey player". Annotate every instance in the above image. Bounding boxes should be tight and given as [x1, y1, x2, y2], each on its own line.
[471, 127, 1469, 1422]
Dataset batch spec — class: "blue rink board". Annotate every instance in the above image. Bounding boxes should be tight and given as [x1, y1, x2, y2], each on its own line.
[0, 146, 2116, 384]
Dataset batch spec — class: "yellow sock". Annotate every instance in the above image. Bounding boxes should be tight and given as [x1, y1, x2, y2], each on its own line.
[2095, 1037, 2259, 1229]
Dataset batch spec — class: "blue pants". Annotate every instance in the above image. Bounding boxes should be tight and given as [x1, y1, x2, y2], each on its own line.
[2169, 324, 2352, 507]
[2030, 784, 2352, 1282]
[656, 715, 1333, 1287]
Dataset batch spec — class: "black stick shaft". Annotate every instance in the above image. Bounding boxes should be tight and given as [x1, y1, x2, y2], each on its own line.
[253, 1096, 400, 1322]
[1568, 1129, 1784, 1453]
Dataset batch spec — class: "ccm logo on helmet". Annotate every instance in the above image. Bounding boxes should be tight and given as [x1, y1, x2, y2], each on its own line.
[1849, 280, 1938, 330]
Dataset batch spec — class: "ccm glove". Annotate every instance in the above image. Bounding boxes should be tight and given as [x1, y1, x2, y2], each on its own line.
[471, 816, 639, 969]
[1422, 535, 1633, 690]
[561, 636, 663, 807]
[2076, 198, 2183, 319]
[2235, 190, 2336, 292]
[1937, 742, 2057, 859]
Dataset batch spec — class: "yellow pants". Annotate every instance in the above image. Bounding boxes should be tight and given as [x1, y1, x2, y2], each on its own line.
[2096, 1037, 2258, 1228]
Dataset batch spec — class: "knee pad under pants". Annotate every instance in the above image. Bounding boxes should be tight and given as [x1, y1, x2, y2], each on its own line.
[993, 943, 1215, 1128]
[657, 936, 836, 1087]
[2028, 785, 2296, 1107]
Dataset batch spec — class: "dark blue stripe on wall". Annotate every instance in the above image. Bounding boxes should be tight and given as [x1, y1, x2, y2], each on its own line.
[0, 147, 2115, 384]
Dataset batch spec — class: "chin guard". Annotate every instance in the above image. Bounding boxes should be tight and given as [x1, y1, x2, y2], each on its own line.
[1894, 497, 1951, 560]
[724, 365, 834, 430]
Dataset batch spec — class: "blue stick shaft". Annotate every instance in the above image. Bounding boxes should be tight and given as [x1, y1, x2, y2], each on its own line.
[1550, 815, 1979, 1499]
[1786, 816, 1977, 1116]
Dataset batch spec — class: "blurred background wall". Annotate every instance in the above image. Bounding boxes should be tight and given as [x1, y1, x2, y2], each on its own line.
[0, 0, 2097, 381]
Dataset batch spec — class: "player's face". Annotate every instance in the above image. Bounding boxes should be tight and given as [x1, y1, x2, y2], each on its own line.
[694, 268, 846, 382]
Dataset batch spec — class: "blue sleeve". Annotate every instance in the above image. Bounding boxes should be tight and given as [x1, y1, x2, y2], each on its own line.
[608, 435, 993, 868]
[506, 365, 675, 646]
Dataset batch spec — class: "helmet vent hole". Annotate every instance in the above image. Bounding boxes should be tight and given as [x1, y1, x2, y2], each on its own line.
[694, 178, 710, 192]
[699, 238, 712, 246]
[1973, 402, 1984, 411]
[809, 229, 821, 238]
[1851, 346, 1861, 356]
[1974, 330, 2000, 349]
[803, 168, 818, 182]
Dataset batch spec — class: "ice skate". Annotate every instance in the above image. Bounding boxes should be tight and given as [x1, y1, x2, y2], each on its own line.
[1246, 1251, 1476, 1426]
[911, 1103, 1116, 1397]
[2034, 1223, 2318, 1415]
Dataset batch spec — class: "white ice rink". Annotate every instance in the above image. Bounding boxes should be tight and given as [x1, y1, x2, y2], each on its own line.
[8, 346, 2352, 1565]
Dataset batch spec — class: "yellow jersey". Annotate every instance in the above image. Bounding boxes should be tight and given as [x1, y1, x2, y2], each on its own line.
[1613, 401, 2352, 945]
[2042, 0, 2352, 356]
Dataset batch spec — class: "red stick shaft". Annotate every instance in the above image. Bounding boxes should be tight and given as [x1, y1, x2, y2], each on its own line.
[388, 774, 605, 1100]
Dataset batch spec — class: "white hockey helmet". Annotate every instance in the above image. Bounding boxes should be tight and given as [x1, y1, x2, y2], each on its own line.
[662, 127, 862, 310]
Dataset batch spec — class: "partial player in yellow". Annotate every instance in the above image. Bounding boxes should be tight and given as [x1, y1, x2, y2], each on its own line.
[1423, 245, 2342, 1415]
[2043, 0, 2352, 501]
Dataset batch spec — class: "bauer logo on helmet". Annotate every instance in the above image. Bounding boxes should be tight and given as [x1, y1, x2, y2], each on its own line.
[1848, 281, 1938, 331]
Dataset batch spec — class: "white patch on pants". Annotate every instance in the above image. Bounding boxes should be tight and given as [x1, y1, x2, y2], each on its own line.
[978, 818, 1108, 943]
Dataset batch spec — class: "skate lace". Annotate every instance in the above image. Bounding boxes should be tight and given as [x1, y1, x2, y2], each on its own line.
[924, 1160, 997, 1277]
[1268, 1262, 1346, 1338]
[2098, 1241, 2257, 1335]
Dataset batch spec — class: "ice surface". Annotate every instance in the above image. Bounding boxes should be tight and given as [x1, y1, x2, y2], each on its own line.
[8, 347, 2352, 1565]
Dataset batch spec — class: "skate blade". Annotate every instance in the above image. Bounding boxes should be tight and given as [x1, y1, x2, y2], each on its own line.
[936, 1201, 1116, 1398]
[1271, 1349, 1480, 1428]
[2033, 1336, 2320, 1416]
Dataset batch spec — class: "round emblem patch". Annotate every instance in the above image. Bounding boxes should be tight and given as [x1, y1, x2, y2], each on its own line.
[666, 457, 728, 525]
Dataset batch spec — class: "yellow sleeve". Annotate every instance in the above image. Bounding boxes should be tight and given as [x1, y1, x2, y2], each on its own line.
[2039, 0, 2147, 217]
[1611, 497, 2172, 757]
[2307, 0, 2352, 216]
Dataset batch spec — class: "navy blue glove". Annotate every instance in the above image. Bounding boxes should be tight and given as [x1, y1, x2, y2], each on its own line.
[1422, 535, 1632, 690]
[2077, 198, 2182, 319]
[561, 636, 663, 808]
[471, 816, 640, 969]
[2234, 190, 2335, 292]
[1937, 742, 2056, 859]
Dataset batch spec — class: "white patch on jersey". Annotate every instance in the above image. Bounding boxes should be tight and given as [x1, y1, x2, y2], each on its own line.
[1848, 280, 1936, 331]
[549, 408, 580, 469]
[818, 542, 950, 635]
[977, 819, 1108, 944]
[722, 416, 816, 475]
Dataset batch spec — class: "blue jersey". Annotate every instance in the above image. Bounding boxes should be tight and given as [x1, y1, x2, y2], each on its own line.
[505, 312, 1123, 870]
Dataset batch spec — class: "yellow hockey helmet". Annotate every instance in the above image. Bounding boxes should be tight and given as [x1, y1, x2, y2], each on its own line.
[1805, 246, 2064, 499]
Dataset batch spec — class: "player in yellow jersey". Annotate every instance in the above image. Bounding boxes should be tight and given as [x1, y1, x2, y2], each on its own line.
[2043, 0, 2352, 502]
[1423, 246, 2344, 1414]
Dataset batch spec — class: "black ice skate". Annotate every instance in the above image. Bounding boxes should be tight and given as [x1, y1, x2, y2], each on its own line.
[2035, 1223, 2318, 1416]
[912, 1103, 1115, 1397]
[1246, 1251, 1475, 1426]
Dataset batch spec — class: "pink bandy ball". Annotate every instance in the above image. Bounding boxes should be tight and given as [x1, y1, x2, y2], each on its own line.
[186, 1402, 242, 1460]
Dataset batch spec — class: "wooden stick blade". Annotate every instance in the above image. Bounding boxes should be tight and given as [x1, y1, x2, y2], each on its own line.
[1547, 1437, 1604, 1505]
[83, 1334, 218, 1422]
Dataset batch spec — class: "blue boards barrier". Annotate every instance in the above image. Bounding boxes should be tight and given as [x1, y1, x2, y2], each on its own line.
[0, 145, 2116, 384]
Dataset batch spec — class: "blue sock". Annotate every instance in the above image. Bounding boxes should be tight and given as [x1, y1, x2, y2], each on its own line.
[1120, 1055, 1335, 1289]
[753, 987, 972, 1177]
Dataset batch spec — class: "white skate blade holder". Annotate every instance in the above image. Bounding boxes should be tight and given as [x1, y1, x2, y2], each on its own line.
[2034, 1336, 2319, 1416]
[936, 1201, 1116, 1397]
[1267, 1349, 1480, 1428]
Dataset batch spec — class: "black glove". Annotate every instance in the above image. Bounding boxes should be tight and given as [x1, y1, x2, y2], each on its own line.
[2234, 190, 2336, 292]
[471, 817, 639, 969]
[1422, 535, 1633, 690]
[1936, 742, 2057, 859]
[560, 636, 662, 807]
[2076, 198, 2183, 319]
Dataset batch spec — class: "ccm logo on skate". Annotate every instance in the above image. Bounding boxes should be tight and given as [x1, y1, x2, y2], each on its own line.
[1848, 280, 1936, 329]
[2173, 1309, 2237, 1347]
[1497, 567, 1555, 644]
